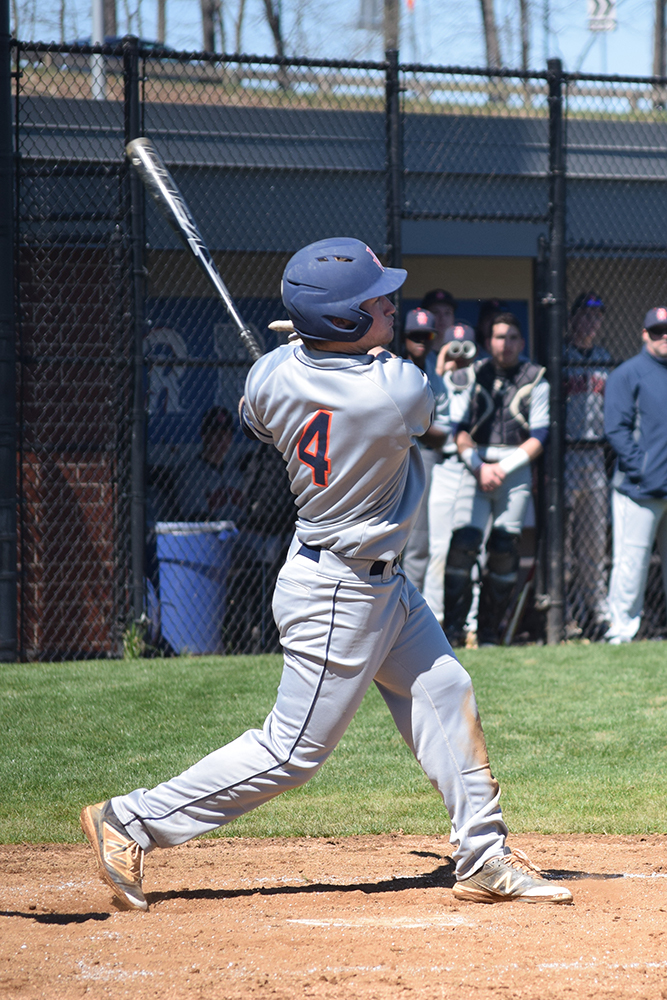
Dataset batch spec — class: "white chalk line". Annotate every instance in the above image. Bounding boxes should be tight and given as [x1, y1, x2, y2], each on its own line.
[286, 915, 472, 929]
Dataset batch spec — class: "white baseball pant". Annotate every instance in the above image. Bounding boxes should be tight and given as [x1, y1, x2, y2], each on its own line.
[606, 489, 667, 641]
[402, 447, 439, 592]
[112, 538, 508, 878]
[423, 457, 476, 623]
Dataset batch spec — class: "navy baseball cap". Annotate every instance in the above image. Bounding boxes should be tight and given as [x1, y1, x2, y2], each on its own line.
[421, 289, 457, 311]
[443, 322, 475, 345]
[644, 306, 667, 330]
[404, 308, 437, 337]
[571, 292, 605, 316]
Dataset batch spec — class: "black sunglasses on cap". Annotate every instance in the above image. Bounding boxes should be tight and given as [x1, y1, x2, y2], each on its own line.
[406, 330, 435, 344]
[647, 326, 667, 338]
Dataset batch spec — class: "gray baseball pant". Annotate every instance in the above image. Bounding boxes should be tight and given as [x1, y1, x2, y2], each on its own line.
[402, 447, 439, 591]
[113, 540, 508, 878]
[607, 489, 667, 641]
[423, 456, 476, 623]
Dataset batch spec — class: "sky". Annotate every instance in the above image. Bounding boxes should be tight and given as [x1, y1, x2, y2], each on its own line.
[11, 0, 659, 77]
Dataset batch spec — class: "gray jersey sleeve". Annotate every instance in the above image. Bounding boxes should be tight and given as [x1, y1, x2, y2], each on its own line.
[528, 379, 550, 433]
[448, 379, 474, 431]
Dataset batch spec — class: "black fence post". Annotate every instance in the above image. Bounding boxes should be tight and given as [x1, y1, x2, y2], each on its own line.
[123, 35, 146, 626]
[546, 57, 566, 645]
[385, 48, 403, 348]
[0, 3, 16, 662]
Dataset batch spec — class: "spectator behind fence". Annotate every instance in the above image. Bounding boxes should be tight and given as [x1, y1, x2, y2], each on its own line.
[604, 307, 667, 644]
[400, 308, 445, 589]
[563, 292, 612, 636]
[474, 299, 509, 358]
[420, 289, 457, 352]
[442, 313, 549, 647]
[422, 323, 477, 623]
[171, 406, 244, 524]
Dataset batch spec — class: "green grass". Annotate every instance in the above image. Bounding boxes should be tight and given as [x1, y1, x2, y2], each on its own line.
[1, 642, 666, 843]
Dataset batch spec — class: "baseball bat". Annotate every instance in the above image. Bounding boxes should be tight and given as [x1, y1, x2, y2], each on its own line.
[503, 557, 536, 646]
[125, 137, 263, 363]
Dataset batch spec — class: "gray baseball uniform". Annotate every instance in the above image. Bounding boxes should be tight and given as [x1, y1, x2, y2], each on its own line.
[111, 341, 508, 878]
[423, 367, 476, 623]
[402, 350, 448, 590]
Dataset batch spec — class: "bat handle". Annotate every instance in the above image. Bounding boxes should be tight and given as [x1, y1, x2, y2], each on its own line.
[240, 328, 263, 363]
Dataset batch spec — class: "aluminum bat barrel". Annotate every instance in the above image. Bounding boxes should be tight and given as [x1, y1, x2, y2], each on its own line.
[126, 137, 263, 362]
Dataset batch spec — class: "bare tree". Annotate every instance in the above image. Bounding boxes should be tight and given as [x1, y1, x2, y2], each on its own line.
[654, 0, 665, 76]
[157, 0, 166, 43]
[262, 0, 285, 58]
[104, 0, 117, 38]
[234, 0, 245, 53]
[479, 0, 502, 67]
[59, 0, 66, 41]
[215, 0, 226, 52]
[518, 0, 529, 71]
[201, 0, 217, 50]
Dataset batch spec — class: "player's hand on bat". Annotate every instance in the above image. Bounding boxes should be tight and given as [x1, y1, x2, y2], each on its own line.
[478, 463, 505, 492]
[368, 345, 397, 358]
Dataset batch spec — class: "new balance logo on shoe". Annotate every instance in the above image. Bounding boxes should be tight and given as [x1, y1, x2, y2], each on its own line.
[80, 800, 148, 911]
[452, 849, 573, 904]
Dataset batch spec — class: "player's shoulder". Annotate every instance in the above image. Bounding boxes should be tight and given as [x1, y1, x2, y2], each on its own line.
[592, 344, 613, 363]
[608, 351, 642, 382]
[246, 343, 296, 388]
[518, 359, 545, 381]
[473, 357, 493, 383]
[365, 352, 430, 401]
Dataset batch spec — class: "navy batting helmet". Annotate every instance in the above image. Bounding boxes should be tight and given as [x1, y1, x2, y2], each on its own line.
[281, 237, 407, 343]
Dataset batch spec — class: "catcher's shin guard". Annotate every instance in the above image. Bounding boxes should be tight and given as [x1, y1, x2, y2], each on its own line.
[478, 528, 520, 644]
[444, 526, 483, 641]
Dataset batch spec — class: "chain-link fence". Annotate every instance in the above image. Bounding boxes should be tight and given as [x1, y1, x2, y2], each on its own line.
[6, 41, 667, 659]
[562, 73, 667, 642]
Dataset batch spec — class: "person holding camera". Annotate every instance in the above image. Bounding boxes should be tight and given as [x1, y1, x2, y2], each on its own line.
[422, 324, 478, 622]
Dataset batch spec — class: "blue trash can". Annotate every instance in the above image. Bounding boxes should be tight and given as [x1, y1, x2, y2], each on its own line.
[155, 521, 237, 655]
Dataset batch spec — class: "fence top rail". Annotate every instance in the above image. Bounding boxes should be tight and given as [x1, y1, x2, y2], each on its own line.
[401, 63, 548, 80]
[14, 40, 667, 101]
[564, 70, 667, 86]
[11, 40, 388, 72]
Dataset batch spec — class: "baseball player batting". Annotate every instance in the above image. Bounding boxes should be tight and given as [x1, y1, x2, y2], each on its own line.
[80, 238, 572, 909]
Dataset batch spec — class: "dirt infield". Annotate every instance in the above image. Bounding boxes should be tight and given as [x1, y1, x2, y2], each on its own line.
[2, 833, 667, 999]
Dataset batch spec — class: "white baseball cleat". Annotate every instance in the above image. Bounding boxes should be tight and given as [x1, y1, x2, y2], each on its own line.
[80, 800, 148, 911]
[453, 849, 573, 904]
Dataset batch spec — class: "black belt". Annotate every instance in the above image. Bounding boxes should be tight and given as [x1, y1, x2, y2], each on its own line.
[298, 543, 392, 576]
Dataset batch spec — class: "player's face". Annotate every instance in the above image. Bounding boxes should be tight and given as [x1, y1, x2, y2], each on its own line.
[354, 295, 396, 351]
[488, 323, 524, 369]
[404, 331, 435, 364]
[430, 303, 455, 350]
[202, 427, 233, 465]
[571, 307, 603, 349]
[643, 326, 667, 359]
